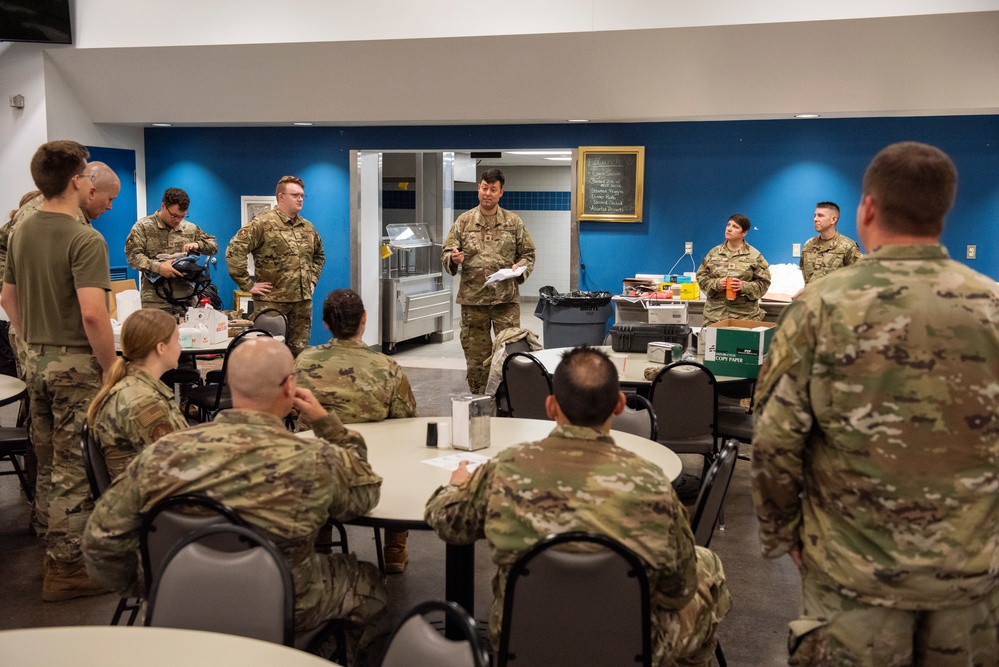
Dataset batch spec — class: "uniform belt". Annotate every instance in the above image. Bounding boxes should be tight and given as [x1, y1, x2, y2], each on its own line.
[27, 344, 92, 354]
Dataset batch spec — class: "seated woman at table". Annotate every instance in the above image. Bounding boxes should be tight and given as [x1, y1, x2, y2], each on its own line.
[87, 309, 188, 479]
[295, 288, 417, 573]
[696, 214, 772, 324]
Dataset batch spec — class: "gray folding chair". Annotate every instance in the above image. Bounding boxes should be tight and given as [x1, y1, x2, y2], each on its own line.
[611, 393, 658, 440]
[501, 352, 552, 420]
[80, 422, 111, 500]
[382, 600, 490, 667]
[498, 531, 652, 667]
[251, 307, 289, 337]
[648, 361, 719, 480]
[688, 438, 739, 667]
[145, 524, 294, 646]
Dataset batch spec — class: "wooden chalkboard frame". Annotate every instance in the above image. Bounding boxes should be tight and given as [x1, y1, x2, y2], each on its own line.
[576, 146, 645, 222]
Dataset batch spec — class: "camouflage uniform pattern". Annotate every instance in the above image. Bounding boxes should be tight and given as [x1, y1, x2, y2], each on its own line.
[90, 369, 189, 480]
[295, 338, 416, 424]
[696, 242, 771, 324]
[752, 245, 999, 662]
[26, 347, 102, 561]
[83, 409, 386, 635]
[799, 232, 862, 284]
[442, 206, 535, 393]
[226, 207, 325, 355]
[125, 214, 218, 315]
[425, 424, 731, 665]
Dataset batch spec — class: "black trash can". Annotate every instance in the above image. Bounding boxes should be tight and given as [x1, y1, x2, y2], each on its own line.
[534, 286, 614, 349]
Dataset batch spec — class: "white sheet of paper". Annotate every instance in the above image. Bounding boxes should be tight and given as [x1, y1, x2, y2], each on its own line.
[422, 452, 490, 472]
[484, 265, 527, 286]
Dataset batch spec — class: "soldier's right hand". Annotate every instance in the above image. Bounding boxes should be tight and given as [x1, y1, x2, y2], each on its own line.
[450, 249, 464, 265]
[249, 281, 273, 296]
[157, 260, 184, 278]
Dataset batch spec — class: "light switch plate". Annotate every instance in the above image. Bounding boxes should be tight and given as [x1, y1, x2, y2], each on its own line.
[792, 243, 801, 258]
[967, 245, 977, 260]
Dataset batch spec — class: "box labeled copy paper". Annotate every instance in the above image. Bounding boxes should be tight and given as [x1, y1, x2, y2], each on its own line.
[702, 319, 776, 379]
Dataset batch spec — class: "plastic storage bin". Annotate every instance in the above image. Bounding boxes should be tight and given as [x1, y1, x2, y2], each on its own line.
[534, 287, 614, 349]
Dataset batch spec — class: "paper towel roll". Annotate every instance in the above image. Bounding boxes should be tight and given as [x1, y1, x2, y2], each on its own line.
[115, 290, 142, 324]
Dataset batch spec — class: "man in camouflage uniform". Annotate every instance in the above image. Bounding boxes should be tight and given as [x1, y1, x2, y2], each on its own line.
[84, 337, 387, 653]
[3, 143, 119, 601]
[799, 201, 862, 284]
[442, 169, 535, 394]
[125, 188, 218, 317]
[696, 214, 771, 324]
[752, 142, 999, 665]
[226, 175, 325, 358]
[296, 288, 416, 574]
[426, 346, 731, 665]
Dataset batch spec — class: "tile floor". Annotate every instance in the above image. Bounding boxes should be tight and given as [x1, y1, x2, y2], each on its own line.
[0, 302, 801, 665]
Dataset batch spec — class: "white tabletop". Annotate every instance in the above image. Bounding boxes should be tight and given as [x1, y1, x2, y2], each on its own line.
[0, 374, 26, 406]
[335, 416, 681, 524]
[0, 626, 338, 667]
[529, 346, 748, 385]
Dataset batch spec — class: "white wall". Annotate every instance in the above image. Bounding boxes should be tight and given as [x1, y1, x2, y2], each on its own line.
[0, 44, 49, 212]
[73, 0, 996, 48]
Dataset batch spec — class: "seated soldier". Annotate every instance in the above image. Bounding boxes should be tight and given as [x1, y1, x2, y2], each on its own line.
[296, 288, 416, 573]
[87, 309, 188, 479]
[425, 346, 732, 666]
[83, 337, 386, 657]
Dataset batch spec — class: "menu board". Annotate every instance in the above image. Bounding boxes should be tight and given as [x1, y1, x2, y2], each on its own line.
[576, 146, 645, 222]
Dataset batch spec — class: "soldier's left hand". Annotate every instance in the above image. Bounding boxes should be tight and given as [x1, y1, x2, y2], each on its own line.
[182, 242, 200, 252]
[728, 277, 743, 292]
[449, 461, 472, 485]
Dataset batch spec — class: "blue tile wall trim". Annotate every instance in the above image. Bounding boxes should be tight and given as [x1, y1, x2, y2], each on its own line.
[454, 191, 570, 212]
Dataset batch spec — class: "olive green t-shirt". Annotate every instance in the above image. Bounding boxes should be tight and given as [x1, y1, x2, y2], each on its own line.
[4, 210, 111, 346]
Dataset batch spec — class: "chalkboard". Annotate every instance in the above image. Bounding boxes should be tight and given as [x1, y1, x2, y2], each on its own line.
[576, 146, 645, 222]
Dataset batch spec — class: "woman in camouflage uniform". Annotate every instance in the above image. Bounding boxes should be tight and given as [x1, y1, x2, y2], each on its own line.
[696, 214, 771, 324]
[87, 309, 188, 480]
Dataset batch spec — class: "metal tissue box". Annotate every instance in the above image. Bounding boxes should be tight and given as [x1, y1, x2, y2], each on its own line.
[647, 341, 683, 364]
[451, 395, 493, 451]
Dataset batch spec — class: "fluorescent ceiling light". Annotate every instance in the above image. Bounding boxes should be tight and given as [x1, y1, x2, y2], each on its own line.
[292, 122, 314, 126]
[151, 123, 172, 127]
[794, 114, 820, 118]
[506, 150, 572, 156]
[544, 157, 572, 161]
[567, 119, 589, 123]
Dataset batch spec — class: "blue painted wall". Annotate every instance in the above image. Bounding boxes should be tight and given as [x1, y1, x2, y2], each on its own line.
[144, 115, 999, 346]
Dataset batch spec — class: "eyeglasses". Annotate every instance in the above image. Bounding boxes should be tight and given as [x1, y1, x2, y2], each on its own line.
[164, 207, 187, 222]
[280, 369, 304, 387]
[75, 171, 96, 183]
[280, 192, 307, 200]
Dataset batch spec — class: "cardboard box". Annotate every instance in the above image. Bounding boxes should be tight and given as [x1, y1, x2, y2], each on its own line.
[108, 279, 138, 320]
[702, 319, 776, 379]
[186, 307, 229, 344]
[647, 302, 688, 325]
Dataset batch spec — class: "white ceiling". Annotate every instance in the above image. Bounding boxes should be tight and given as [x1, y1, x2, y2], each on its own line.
[43, 10, 999, 127]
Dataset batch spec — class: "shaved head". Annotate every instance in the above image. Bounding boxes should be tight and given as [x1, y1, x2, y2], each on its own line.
[86, 161, 119, 193]
[228, 337, 294, 404]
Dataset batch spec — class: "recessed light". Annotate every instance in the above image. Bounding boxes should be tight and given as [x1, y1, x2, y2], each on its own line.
[151, 123, 172, 127]
[794, 114, 820, 119]
[544, 157, 572, 161]
[292, 122, 314, 126]
[567, 119, 589, 123]
[506, 151, 572, 156]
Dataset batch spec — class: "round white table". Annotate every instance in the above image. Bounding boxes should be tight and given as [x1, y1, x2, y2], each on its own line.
[0, 626, 339, 666]
[330, 416, 680, 632]
[0, 374, 27, 407]
[529, 345, 749, 387]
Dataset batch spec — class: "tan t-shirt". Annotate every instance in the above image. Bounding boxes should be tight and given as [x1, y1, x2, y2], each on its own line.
[5, 210, 111, 346]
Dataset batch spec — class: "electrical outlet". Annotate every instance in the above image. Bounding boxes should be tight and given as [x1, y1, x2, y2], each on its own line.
[967, 245, 977, 260]
[684, 241, 693, 254]
[792, 243, 801, 258]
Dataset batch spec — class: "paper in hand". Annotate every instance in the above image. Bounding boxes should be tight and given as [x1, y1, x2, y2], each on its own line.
[484, 265, 527, 286]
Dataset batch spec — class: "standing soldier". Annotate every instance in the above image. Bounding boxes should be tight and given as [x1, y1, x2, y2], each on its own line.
[125, 188, 218, 318]
[226, 176, 325, 357]
[3, 141, 119, 600]
[799, 201, 862, 285]
[442, 169, 535, 394]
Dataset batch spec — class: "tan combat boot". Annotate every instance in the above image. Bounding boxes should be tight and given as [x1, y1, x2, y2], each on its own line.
[42, 557, 109, 602]
[383, 530, 409, 574]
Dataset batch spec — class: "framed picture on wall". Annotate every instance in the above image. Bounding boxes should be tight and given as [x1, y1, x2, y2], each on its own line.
[233, 290, 253, 316]
[239, 195, 277, 276]
[576, 146, 645, 223]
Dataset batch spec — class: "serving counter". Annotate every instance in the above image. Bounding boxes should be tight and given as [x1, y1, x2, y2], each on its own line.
[612, 295, 790, 328]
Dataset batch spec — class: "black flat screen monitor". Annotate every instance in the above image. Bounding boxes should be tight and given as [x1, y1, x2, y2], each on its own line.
[0, 1, 73, 44]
